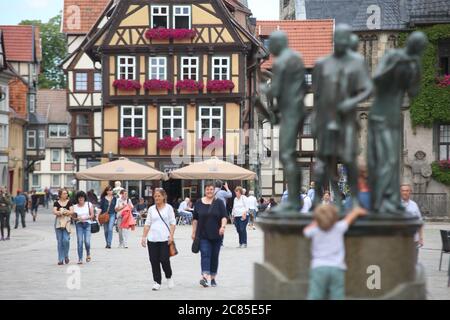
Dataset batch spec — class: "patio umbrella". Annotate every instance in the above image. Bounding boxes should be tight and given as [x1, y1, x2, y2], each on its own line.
[169, 157, 256, 180]
[75, 157, 165, 181]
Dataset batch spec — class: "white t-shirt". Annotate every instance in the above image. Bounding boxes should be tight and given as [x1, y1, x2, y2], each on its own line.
[245, 195, 258, 210]
[145, 204, 176, 242]
[402, 199, 422, 242]
[178, 200, 190, 213]
[301, 195, 312, 213]
[115, 198, 133, 216]
[233, 196, 248, 217]
[73, 202, 92, 223]
[303, 220, 349, 270]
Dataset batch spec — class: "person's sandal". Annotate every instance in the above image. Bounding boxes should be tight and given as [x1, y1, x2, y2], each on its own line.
[199, 277, 209, 288]
[86, 256, 91, 263]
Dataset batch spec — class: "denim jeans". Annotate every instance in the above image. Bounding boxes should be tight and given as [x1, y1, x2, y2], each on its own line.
[76, 222, 91, 261]
[200, 238, 222, 276]
[234, 215, 249, 245]
[55, 228, 70, 262]
[15, 206, 26, 228]
[307, 266, 345, 300]
[103, 214, 116, 247]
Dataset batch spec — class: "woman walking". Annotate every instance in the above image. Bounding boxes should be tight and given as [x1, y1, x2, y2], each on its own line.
[99, 186, 117, 249]
[115, 190, 134, 248]
[73, 191, 95, 264]
[0, 187, 12, 241]
[192, 181, 228, 288]
[141, 188, 176, 291]
[232, 186, 249, 249]
[53, 188, 73, 265]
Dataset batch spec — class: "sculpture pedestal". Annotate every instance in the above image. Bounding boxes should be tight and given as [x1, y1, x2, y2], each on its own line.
[254, 213, 426, 299]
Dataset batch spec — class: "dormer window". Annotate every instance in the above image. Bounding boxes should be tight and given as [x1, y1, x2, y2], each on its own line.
[174, 6, 191, 29]
[151, 6, 169, 28]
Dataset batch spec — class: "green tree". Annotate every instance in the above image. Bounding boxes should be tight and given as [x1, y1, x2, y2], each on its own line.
[20, 14, 67, 89]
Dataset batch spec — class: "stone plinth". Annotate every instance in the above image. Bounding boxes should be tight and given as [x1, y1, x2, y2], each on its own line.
[255, 213, 426, 300]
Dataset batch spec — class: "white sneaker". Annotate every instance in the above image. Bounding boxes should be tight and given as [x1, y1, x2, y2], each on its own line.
[152, 283, 161, 291]
[167, 278, 174, 289]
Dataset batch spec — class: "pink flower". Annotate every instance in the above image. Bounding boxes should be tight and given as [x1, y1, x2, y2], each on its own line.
[113, 79, 141, 91]
[176, 79, 204, 91]
[197, 137, 224, 149]
[206, 80, 235, 91]
[157, 136, 184, 150]
[144, 79, 173, 91]
[119, 136, 146, 149]
[437, 74, 450, 88]
[145, 28, 196, 40]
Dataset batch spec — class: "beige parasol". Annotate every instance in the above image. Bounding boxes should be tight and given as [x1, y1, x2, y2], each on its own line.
[75, 157, 165, 181]
[169, 157, 256, 180]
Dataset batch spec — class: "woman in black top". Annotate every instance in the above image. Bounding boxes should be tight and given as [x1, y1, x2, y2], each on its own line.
[192, 181, 228, 288]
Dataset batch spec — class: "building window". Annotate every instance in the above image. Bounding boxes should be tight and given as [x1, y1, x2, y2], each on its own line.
[121, 106, 145, 138]
[160, 106, 184, 139]
[181, 57, 199, 81]
[65, 174, 75, 187]
[149, 57, 167, 80]
[39, 130, 45, 149]
[94, 73, 102, 91]
[302, 113, 312, 136]
[52, 174, 61, 187]
[0, 124, 7, 150]
[31, 174, 40, 187]
[151, 5, 169, 28]
[0, 85, 8, 112]
[439, 125, 450, 160]
[173, 6, 191, 29]
[76, 114, 90, 136]
[305, 73, 312, 86]
[75, 72, 88, 91]
[65, 149, 73, 163]
[212, 57, 230, 80]
[117, 56, 136, 80]
[439, 41, 450, 76]
[29, 94, 35, 113]
[199, 106, 223, 139]
[49, 124, 68, 138]
[27, 130, 36, 149]
[51, 149, 61, 163]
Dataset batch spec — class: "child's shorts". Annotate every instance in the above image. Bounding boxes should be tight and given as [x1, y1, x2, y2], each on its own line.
[307, 266, 345, 300]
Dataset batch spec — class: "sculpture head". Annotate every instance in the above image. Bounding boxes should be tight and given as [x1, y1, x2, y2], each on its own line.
[268, 31, 288, 57]
[414, 150, 426, 160]
[114, 181, 121, 188]
[349, 33, 359, 52]
[334, 24, 352, 57]
[406, 31, 427, 57]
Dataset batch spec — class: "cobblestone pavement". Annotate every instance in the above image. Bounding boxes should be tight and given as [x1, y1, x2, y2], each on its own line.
[0, 207, 449, 300]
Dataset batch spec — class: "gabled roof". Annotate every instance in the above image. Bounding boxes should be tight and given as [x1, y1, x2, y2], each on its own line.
[0, 31, 6, 71]
[36, 89, 70, 124]
[0, 25, 41, 62]
[408, 0, 450, 25]
[223, 0, 252, 15]
[256, 19, 334, 69]
[62, 0, 111, 34]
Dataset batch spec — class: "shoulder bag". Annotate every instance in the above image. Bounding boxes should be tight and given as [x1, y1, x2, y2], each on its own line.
[192, 200, 215, 254]
[98, 198, 111, 225]
[155, 206, 178, 257]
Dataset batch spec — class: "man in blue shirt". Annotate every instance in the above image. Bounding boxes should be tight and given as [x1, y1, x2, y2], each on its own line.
[14, 190, 27, 229]
[307, 181, 315, 203]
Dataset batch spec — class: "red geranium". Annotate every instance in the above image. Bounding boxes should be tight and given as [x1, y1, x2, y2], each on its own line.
[119, 136, 146, 149]
[176, 79, 204, 91]
[145, 28, 196, 40]
[113, 79, 141, 91]
[144, 79, 173, 91]
[157, 136, 184, 150]
[207, 80, 235, 91]
[438, 160, 450, 170]
[197, 137, 223, 149]
[437, 74, 450, 88]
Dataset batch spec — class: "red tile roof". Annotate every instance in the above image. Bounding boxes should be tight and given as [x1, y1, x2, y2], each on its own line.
[62, 0, 111, 34]
[0, 25, 41, 62]
[36, 89, 69, 123]
[256, 20, 334, 69]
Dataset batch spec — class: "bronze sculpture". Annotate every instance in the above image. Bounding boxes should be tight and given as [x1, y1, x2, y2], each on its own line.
[254, 31, 307, 213]
[312, 24, 373, 210]
[367, 31, 427, 214]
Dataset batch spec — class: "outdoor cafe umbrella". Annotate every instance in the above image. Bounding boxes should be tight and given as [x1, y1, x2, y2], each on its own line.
[169, 157, 256, 180]
[75, 157, 165, 181]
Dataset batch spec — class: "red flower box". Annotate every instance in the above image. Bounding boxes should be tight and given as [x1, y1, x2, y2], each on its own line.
[113, 79, 141, 91]
[176, 79, 204, 91]
[119, 136, 146, 149]
[437, 74, 450, 88]
[197, 137, 223, 149]
[438, 160, 450, 170]
[207, 80, 235, 92]
[144, 79, 173, 91]
[145, 28, 196, 40]
[157, 136, 184, 150]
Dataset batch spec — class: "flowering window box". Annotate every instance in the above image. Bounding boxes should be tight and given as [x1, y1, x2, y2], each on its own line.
[207, 80, 235, 92]
[157, 136, 184, 150]
[144, 79, 173, 91]
[145, 28, 196, 40]
[113, 79, 141, 91]
[119, 136, 146, 149]
[176, 79, 204, 92]
[437, 74, 450, 88]
[198, 137, 224, 149]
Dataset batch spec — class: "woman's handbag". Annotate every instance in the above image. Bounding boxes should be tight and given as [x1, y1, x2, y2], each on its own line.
[192, 200, 215, 254]
[155, 207, 178, 257]
[98, 198, 111, 225]
[90, 220, 100, 233]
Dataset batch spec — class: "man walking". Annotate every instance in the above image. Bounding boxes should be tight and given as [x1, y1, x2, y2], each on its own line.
[14, 190, 27, 229]
[400, 184, 423, 261]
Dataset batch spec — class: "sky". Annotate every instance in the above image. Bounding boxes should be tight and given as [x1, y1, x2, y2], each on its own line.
[0, 0, 278, 25]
